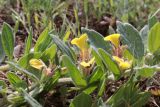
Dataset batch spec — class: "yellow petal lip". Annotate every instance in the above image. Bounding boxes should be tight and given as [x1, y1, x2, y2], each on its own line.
[119, 61, 131, 70]
[113, 56, 122, 63]
[113, 56, 131, 70]
[71, 33, 88, 51]
[29, 59, 46, 70]
[150, 89, 160, 96]
[80, 57, 95, 67]
[104, 34, 120, 48]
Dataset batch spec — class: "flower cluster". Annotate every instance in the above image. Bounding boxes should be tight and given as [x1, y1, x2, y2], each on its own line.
[71, 33, 132, 71]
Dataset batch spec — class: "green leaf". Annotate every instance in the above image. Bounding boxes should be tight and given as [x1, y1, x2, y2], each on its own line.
[83, 83, 97, 94]
[98, 74, 106, 97]
[52, 35, 75, 61]
[70, 92, 92, 107]
[18, 52, 41, 68]
[24, 28, 32, 55]
[81, 28, 112, 53]
[89, 66, 103, 84]
[0, 80, 7, 96]
[1, 22, 14, 60]
[83, 67, 103, 94]
[148, 9, 160, 29]
[0, 33, 5, 63]
[92, 98, 107, 107]
[98, 49, 121, 79]
[135, 67, 156, 78]
[44, 70, 60, 91]
[21, 89, 42, 107]
[0, 80, 6, 91]
[34, 27, 52, 52]
[148, 15, 158, 29]
[92, 49, 105, 71]
[62, 55, 87, 87]
[117, 21, 144, 59]
[140, 25, 149, 50]
[6, 72, 27, 89]
[131, 92, 150, 107]
[107, 80, 150, 107]
[148, 22, 160, 53]
[41, 44, 57, 62]
[63, 28, 71, 42]
[7, 61, 39, 81]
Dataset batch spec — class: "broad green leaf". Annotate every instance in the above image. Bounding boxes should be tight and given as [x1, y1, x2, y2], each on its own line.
[0, 33, 5, 63]
[140, 25, 149, 50]
[135, 67, 156, 78]
[117, 21, 144, 59]
[34, 27, 52, 52]
[24, 28, 32, 55]
[89, 66, 103, 84]
[52, 35, 75, 61]
[148, 22, 160, 53]
[41, 44, 57, 62]
[7, 61, 39, 81]
[98, 74, 106, 97]
[1, 22, 14, 60]
[62, 55, 87, 87]
[92, 49, 105, 71]
[6, 72, 27, 89]
[21, 89, 42, 107]
[81, 28, 112, 53]
[98, 49, 121, 79]
[70, 92, 92, 107]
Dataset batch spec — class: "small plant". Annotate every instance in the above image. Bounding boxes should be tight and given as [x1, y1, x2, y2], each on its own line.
[0, 7, 160, 106]
[0, 0, 160, 106]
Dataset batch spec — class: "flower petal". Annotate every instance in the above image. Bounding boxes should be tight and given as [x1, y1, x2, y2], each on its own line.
[71, 34, 88, 51]
[80, 57, 95, 67]
[113, 56, 123, 63]
[104, 34, 120, 48]
[113, 56, 131, 70]
[119, 61, 131, 70]
[29, 59, 45, 70]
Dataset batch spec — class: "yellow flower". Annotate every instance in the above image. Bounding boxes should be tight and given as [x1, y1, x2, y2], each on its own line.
[29, 59, 46, 70]
[113, 56, 131, 70]
[71, 34, 88, 51]
[80, 57, 95, 67]
[150, 89, 160, 96]
[104, 34, 120, 48]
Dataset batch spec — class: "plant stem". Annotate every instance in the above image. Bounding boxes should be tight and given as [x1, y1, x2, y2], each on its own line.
[58, 78, 73, 85]
[0, 64, 10, 71]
